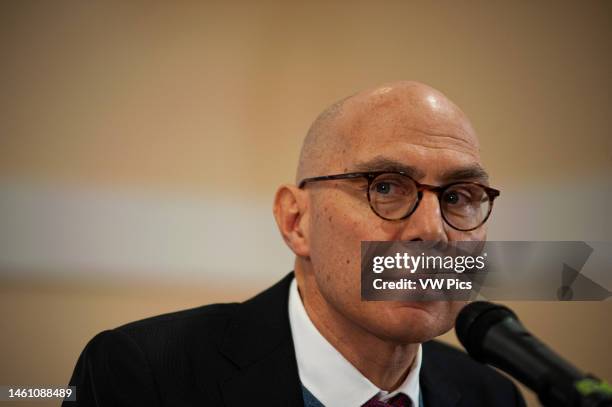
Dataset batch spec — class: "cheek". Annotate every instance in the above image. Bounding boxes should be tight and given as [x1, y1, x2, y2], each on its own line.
[310, 198, 362, 268]
[310, 189, 373, 251]
[446, 225, 487, 241]
[308, 194, 371, 298]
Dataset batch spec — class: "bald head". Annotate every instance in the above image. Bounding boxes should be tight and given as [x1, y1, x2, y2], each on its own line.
[296, 81, 479, 183]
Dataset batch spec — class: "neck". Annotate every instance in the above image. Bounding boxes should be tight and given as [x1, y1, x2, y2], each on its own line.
[294, 264, 419, 391]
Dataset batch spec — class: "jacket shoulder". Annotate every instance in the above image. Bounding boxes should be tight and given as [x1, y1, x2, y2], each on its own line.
[65, 273, 296, 406]
[65, 302, 241, 406]
[116, 302, 238, 343]
[113, 302, 240, 379]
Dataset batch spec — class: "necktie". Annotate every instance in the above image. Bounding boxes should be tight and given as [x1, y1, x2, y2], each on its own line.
[361, 393, 412, 407]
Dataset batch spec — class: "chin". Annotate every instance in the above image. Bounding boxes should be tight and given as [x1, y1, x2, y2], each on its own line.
[365, 301, 457, 344]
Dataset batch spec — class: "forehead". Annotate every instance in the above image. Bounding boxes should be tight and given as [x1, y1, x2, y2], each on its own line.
[331, 90, 482, 179]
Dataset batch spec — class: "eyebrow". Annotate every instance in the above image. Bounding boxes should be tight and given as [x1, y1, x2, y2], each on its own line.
[352, 156, 426, 180]
[352, 156, 489, 184]
[439, 165, 490, 184]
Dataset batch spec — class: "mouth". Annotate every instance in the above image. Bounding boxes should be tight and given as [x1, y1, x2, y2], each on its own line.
[392, 301, 439, 312]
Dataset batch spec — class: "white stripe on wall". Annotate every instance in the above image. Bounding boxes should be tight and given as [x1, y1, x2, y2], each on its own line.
[0, 181, 293, 284]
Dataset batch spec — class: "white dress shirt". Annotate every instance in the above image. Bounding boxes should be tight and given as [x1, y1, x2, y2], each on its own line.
[288, 277, 422, 407]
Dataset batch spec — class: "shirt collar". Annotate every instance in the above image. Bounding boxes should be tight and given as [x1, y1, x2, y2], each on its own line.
[288, 277, 422, 407]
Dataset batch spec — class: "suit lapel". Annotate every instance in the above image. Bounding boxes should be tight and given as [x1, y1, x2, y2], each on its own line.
[420, 343, 462, 407]
[219, 272, 304, 407]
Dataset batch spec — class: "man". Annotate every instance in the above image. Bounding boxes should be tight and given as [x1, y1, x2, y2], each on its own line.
[64, 81, 525, 406]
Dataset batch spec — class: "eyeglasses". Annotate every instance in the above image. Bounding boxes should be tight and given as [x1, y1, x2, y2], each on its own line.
[298, 171, 500, 231]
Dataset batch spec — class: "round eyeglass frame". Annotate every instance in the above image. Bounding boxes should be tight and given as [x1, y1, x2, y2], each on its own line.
[298, 171, 500, 232]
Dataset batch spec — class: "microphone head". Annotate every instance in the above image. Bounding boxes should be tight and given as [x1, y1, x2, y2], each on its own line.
[455, 301, 518, 362]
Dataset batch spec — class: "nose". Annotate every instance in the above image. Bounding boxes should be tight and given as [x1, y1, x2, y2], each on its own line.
[399, 190, 448, 242]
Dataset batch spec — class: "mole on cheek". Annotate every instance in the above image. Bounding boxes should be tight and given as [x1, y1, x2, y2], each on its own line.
[328, 216, 333, 222]
[346, 259, 350, 264]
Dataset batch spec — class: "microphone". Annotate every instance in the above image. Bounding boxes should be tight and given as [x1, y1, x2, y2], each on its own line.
[455, 301, 612, 407]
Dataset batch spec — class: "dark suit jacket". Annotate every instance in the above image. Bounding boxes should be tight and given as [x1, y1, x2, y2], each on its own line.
[64, 272, 526, 406]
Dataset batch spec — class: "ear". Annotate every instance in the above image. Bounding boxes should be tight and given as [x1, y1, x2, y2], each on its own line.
[273, 184, 310, 257]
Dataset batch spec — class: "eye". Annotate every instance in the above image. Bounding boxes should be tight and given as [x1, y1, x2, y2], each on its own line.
[369, 174, 416, 199]
[443, 190, 467, 205]
[374, 182, 392, 194]
[444, 191, 458, 204]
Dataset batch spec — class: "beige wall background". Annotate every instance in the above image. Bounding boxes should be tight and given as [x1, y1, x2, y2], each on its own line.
[1, 1, 610, 406]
